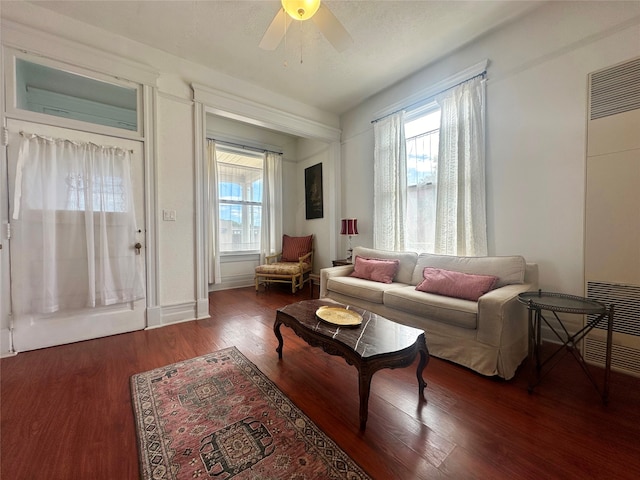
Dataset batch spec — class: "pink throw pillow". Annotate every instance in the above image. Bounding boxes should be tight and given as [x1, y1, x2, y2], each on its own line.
[350, 256, 400, 284]
[281, 234, 313, 262]
[415, 267, 498, 301]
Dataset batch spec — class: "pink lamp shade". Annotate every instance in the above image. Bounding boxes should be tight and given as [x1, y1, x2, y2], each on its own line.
[340, 218, 358, 236]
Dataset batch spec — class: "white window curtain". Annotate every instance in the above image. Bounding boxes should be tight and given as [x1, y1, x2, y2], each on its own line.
[260, 151, 283, 263]
[207, 139, 222, 284]
[435, 76, 488, 256]
[373, 111, 407, 251]
[11, 133, 144, 315]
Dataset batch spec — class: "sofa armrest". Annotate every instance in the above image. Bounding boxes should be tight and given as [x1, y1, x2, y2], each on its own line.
[320, 265, 354, 298]
[476, 283, 537, 346]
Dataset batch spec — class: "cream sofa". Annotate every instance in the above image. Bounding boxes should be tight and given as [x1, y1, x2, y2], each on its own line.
[320, 246, 538, 380]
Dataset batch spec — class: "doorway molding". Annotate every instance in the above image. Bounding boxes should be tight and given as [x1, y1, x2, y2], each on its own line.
[191, 83, 342, 310]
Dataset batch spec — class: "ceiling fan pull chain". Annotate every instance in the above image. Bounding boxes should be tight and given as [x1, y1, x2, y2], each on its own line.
[283, 8, 289, 68]
[299, 19, 303, 64]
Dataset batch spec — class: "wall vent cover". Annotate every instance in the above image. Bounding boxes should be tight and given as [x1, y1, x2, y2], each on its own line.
[590, 57, 640, 120]
[584, 336, 640, 378]
[585, 281, 640, 377]
[587, 281, 640, 337]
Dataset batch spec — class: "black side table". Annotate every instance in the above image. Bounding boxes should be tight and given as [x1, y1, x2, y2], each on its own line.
[518, 290, 614, 404]
[332, 259, 352, 266]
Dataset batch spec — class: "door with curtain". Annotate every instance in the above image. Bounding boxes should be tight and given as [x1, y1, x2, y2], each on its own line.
[6, 119, 146, 352]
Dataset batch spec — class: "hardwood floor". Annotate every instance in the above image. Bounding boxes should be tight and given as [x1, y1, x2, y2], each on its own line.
[2, 286, 640, 479]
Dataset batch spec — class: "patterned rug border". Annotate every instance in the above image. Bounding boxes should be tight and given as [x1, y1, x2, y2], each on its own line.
[130, 346, 372, 480]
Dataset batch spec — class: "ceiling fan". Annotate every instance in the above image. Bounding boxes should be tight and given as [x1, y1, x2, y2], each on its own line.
[259, 0, 353, 52]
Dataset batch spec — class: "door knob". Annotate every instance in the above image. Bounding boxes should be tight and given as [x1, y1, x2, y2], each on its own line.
[134, 242, 142, 255]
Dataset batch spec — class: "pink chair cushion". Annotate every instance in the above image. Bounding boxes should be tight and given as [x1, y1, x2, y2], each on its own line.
[281, 234, 313, 262]
[350, 256, 400, 284]
[415, 267, 499, 301]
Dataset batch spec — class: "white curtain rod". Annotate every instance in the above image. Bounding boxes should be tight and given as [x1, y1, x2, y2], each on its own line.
[19, 131, 134, 153]
[371, 70, 486, 124]
[208, 138, 283, 156]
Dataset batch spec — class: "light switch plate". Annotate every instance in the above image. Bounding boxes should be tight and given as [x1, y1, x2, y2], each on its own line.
[163, 209, 176, 221]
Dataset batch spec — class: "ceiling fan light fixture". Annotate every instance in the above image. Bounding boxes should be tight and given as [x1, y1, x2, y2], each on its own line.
[281, 0, 321, 21]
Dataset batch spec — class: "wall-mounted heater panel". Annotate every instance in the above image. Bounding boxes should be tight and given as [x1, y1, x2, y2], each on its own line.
[584, 56, 640, 377]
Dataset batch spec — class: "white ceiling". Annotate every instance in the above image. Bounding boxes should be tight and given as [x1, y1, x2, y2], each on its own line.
[24, 1, 544, 116]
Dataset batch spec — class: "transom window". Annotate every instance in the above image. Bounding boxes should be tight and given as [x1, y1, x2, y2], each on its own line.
[14, 57, 139, 133]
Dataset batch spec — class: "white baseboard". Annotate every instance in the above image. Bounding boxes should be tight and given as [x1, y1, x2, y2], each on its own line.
[160, 302, 197, 325]
[196, 298, 210, 320]
[209, 276, 254, 292]
[0, 328, 16, 358]
[146, 306, 163, 328]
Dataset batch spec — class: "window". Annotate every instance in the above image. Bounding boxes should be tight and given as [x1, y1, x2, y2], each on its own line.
[373, 69, 487, 255]
[216, 146, 263, 253]
[14, 58, 139, 132]
[404, 106, 441, 253]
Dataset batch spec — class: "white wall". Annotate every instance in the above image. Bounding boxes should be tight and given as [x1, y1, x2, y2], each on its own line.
[340, 1, 640, 299]
[156, 94, 195, 306]
[296, 139, 334, 271]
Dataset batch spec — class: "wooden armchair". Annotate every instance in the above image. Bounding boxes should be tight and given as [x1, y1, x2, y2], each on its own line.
[255, 235, 314, 293]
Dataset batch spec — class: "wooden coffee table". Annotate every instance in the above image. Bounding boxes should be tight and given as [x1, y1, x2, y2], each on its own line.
[273, 299, 429, 430]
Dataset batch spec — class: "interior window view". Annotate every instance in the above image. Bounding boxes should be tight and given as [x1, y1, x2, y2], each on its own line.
[1, 2, 639, 480]
[405, 106, 440, 253]
[215, 146, 264, 253]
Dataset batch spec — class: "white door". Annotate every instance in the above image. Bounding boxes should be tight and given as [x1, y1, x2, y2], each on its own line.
[6, 119, 146, 351]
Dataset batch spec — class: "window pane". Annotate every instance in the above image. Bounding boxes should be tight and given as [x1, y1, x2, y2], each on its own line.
[216, 148, 263, 253]
[15, 59, 138, 131]
[219, 203, 261, 252]
[405, 108, 440, 253]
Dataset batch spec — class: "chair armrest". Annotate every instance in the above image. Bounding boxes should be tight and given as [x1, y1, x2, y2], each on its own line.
[476, 283, 537, 346]
[298, 251, 313, 264]
[319, 265, 354, 298]
[265, 252, 282, 264]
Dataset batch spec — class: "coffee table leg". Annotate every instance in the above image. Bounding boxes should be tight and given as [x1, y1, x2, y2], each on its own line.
[416, 334, 429, 397]
[274, 319, 284, 359]
[358, 369, 373, 430]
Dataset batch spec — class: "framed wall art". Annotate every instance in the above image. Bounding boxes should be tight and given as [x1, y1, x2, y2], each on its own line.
[304, 163, 323, 220]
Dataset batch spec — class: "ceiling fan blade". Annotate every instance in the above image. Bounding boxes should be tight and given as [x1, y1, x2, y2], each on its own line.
[312, 4, 353, 52]
[259, 9, 293, 50]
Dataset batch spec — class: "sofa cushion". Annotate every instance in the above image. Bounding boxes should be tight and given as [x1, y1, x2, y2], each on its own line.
[411, 253, 526, 288]
[384, 286, 478, 329]
[352, 246, 417, 284]
[350, 256, 399, 284]
[416, 267, 498, 301]
[327, 276, 407, 304]
[281, 234, 313, 262]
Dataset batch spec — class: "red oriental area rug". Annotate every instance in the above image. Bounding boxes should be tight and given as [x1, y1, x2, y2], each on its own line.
[130, 346, 371, 480]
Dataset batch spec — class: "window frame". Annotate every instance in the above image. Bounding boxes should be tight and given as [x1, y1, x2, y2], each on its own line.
[4, 48, 144, 140]
[215, 145, 264, 255]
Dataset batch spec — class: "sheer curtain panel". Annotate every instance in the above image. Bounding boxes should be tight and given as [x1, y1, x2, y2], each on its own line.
[435, 76, 488, 256]
[260, 151, 283, 262]
[207, 140, 222, 284]
[11, 133, 144, 315]
[373, 111, 407, 251]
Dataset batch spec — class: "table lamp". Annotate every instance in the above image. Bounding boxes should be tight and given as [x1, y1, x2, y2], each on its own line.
[340, 218, 358, 261]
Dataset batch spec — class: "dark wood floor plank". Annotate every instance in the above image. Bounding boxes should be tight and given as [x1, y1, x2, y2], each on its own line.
[2, 286, 640, 479]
